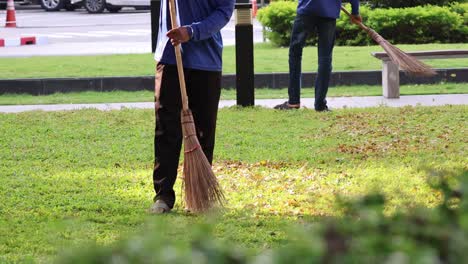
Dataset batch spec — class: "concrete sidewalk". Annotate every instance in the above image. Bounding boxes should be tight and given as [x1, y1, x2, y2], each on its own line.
[0, 94, 466, 113]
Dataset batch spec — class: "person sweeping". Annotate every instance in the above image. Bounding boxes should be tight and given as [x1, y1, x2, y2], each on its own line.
[149, 0, 235, 214]
[274, 0, 361, 111]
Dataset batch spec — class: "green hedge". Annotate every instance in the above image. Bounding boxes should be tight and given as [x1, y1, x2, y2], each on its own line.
[57, 170, 468, 263]
[256, 1, 297, 47]
[368, 0, 466, 8]
[257, 3, 468, 46]
[450, 2, 468, 24]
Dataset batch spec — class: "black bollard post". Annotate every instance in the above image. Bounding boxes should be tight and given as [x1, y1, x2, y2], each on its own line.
[235, 1, 254, 107]
[150, 0, 161, 53]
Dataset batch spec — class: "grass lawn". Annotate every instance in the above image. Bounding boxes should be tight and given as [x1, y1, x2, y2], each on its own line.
[0, 83, 467, 105]
[0, 105, 466, 262]
[0, 43, 467, 79]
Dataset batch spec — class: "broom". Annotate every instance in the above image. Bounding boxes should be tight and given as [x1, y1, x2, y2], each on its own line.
[168, 0, 225, 212]
[341, 7, 436, 77]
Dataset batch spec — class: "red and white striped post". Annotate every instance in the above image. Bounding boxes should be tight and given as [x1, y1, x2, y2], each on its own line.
[5, 0, 17, 28]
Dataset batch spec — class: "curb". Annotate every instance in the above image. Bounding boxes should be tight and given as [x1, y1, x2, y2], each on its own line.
[0, 36, 48, 47]
[0, 68, 467, 95]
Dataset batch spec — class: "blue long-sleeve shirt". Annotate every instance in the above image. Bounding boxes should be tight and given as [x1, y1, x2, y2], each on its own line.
[297, 0, 360, 18]
[154, 0, 235, 72]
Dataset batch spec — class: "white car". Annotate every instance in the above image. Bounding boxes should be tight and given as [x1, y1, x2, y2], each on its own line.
[40, 0, 81, 11]
[71, 0, 149, 13]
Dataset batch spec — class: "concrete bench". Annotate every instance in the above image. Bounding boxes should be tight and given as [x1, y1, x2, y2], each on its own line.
[372, 50, 468, 98]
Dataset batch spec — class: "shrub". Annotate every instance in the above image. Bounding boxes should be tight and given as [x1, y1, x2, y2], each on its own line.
[259, 3, 468, 46]
[450, 2, 468, 15]
[363, 5, 467, 44]
[450, 2, 468, 25]
[368, 0, 466, 8]
[257, 1, 297, 47]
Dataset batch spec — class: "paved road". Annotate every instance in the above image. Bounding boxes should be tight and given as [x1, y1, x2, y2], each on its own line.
[0, 8, 265, 56]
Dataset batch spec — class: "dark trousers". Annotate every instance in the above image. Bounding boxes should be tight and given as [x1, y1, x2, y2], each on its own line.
[288, 14, 336, 110]
[153, 63, 221, 209]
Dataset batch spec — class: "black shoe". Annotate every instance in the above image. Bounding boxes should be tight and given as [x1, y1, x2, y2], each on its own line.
[315, 106, 331, 112]
[274, 101, 300, 110]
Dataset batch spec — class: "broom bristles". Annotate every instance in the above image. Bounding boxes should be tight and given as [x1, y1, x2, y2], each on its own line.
[366, 28, 437, 77]
[181, 109, 225, 212]
[340, 6, 437, 77]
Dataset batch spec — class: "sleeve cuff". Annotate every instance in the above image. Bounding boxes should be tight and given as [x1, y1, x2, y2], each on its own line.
[190, 23, 201, 41]
[184, 25, 194, 40]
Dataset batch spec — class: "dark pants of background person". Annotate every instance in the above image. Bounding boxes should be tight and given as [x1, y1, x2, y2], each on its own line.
[288, 14, 336, 111]
[153, 63, 221, 209]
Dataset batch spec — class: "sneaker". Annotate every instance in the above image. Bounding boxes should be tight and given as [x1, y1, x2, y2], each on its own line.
[274, 101, 300, 110]
[149, 200, 171, 214]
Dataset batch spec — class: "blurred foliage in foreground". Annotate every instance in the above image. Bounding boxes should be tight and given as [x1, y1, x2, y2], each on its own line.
[57, 170, 468, 264]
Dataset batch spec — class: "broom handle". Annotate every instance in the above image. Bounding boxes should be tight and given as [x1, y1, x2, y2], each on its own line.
[168, 0, 189, 111]
[340, 6, 370, 33]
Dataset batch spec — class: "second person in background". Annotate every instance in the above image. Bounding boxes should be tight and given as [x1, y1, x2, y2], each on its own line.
[274, 0, 362, 111]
